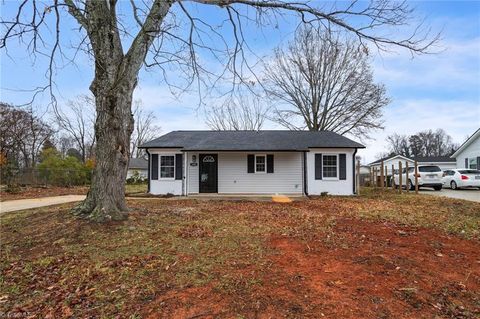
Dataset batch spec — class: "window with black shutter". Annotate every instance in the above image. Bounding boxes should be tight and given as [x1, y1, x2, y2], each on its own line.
[322, 155, 337, 178]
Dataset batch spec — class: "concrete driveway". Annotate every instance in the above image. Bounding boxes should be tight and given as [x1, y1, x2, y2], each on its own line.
[0, 195, 86, 214]
[419, 188, 480, 203]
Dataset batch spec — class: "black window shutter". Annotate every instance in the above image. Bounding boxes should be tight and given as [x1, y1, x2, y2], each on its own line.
[465, 158, 469, 168]
[267, 154, 274, 173]
[339, 154, 347, 180]
[247, 154, 255, 173]
[151, 154, 158, 180]
[175, 154, 183, 180]
[315, 154, 322, 180]
[477, 157, 480, 170]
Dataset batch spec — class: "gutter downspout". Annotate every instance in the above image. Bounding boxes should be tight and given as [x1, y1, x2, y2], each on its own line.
[352, 148, 358, 195]
[303, 151, 308, 196]
[184, 151, 188, 196]
[146, 149, 151, 194]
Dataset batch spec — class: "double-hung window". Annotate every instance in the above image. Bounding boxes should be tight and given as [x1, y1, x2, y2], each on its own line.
[322, 154, 338, 179]
[160, 155, 175, 178]
[469, 158, 477, 169]
[255, 155, 266, 173]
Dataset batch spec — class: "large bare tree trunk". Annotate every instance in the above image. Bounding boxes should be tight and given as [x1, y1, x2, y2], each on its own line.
[74, 77, 135, 221]
[71, 0, 170, 222]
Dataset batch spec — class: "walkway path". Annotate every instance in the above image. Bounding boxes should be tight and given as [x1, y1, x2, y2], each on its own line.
[0, 195, 86, 214]
[419, 188, 480, 203]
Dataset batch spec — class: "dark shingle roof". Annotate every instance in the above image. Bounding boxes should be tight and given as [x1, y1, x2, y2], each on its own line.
[140, 130, 364, 151]
[128, 158, 148, 169]
[414, 156, 456, 163]
[369, 154, 456, 166]
[368, 154, 407, 165]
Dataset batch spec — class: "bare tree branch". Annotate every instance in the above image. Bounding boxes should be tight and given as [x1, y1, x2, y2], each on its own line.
[265, 27, 389, 139]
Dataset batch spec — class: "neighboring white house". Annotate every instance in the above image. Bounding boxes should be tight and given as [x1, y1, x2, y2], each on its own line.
[451, 128, 480, 170]
[127, 158, 148, 179]
[369, 154, 457, 173]
[139, 130, 365, 196]
[369, 154, 413, 176]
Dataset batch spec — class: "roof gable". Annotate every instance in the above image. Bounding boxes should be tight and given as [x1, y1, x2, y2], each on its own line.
[128, 158, 148, 169]
[451, 128, 480, 158]
[368, 154, 413, 166]
[140, 130, 364, 151]
[369, 154, 457, 166]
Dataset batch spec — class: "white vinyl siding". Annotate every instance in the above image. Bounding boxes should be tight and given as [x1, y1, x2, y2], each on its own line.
[454, 131, 480, 169]
[187, 152, 303, 194]
[188, 152, 200, 193]
[149, 149, 183, 195]
[307, 148, 355, 195]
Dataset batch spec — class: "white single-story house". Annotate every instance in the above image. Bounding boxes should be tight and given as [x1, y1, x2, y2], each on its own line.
[369, 154, 457, 174]
[139, 130, 365, 196]
[451, 128, 480, 169]
[127, 158, 148, 179]
[369, 154, 413, 175]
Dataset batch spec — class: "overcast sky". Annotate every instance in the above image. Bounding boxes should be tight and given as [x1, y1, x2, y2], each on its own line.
[1, 1, 479, 163]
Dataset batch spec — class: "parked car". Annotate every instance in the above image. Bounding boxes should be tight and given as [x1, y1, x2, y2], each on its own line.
[393, 165, 443, 191]
[442, 169, 480, 190]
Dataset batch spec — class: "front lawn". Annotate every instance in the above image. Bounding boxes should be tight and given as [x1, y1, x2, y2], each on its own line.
[1, 191, 479, 318]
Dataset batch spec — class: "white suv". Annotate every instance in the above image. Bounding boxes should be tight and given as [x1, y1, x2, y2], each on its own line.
[393, 165, 443, 191]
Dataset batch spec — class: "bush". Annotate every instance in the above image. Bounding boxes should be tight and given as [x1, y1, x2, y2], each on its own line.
[126, 170, 147, 184]
[37, 149, 91, 186]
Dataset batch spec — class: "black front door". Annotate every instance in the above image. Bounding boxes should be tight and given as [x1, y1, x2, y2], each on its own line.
[199, 154, 218, 193]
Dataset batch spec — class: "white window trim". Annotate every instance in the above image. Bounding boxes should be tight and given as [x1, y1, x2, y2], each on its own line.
[159, 154, 176, 180]
[468, 157, 477, 169]
[322, 153, 339, 181]
[254, 154, 267, 174]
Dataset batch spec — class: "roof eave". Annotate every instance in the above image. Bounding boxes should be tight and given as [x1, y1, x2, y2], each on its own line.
[451, 128, 480, 158]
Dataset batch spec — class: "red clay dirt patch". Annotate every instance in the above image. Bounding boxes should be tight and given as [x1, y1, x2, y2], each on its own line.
[266, 218, 480, 318]
[139, 217, 479, 318]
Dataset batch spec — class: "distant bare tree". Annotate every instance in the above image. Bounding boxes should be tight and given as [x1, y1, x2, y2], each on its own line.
[130, 100, 161, 159]
[386, 133, 410, 157]
[205, 94, 270, 130]
[0, 103, 53, 168]
[409, 129, 458, 157]
[55, 95, 96, 163]
[265, 27, 389, 139]
[385, 129, 458, 158]
[1, 0, 439, 221]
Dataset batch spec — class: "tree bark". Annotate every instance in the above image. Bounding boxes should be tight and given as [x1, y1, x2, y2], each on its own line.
[70, 0, 171, 222]
[73, 78, 135, 222]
